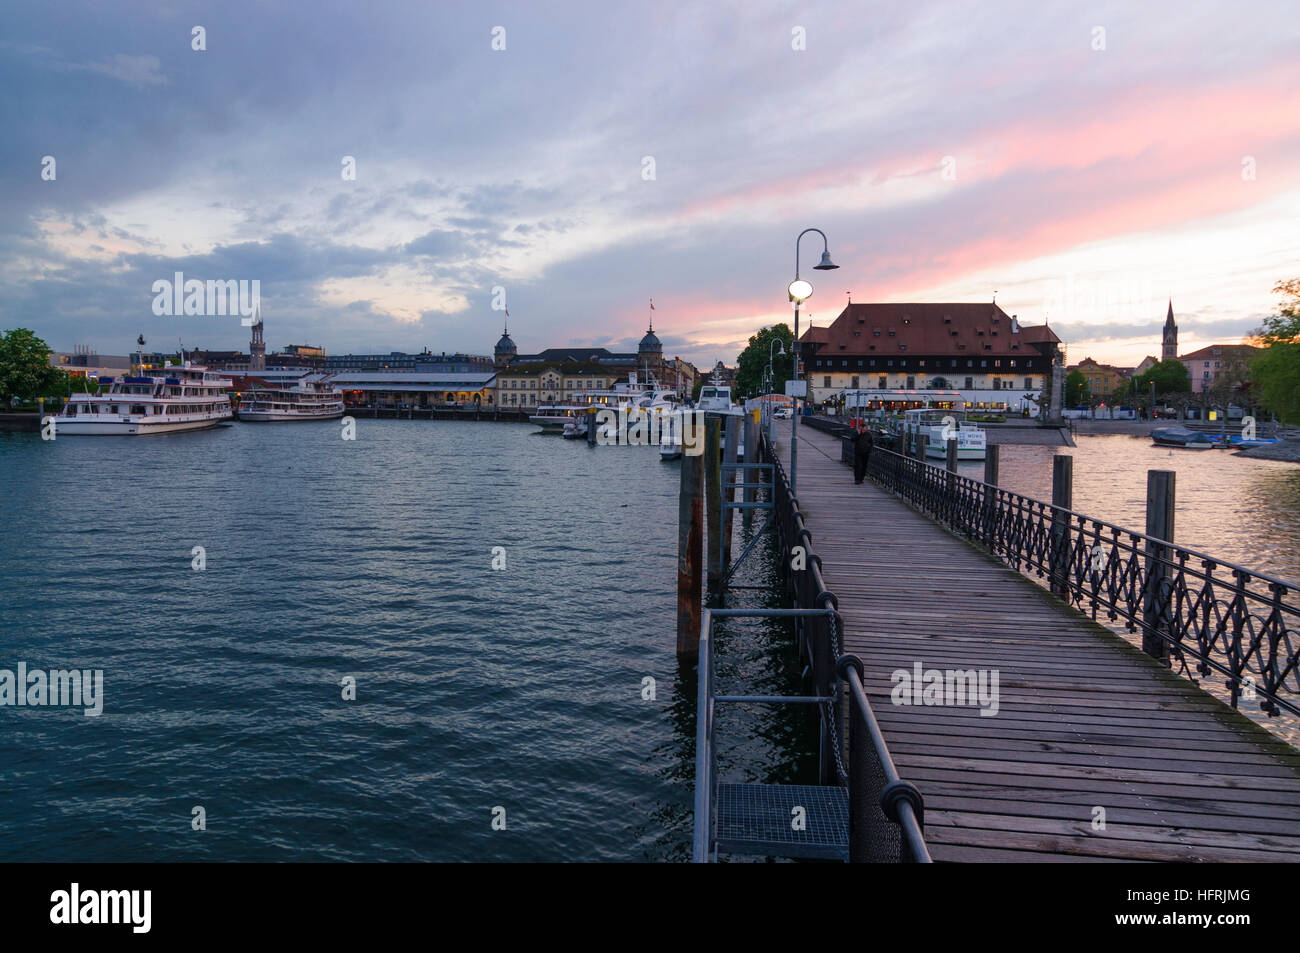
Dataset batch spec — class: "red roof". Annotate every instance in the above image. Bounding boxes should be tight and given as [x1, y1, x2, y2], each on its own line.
[800, 303, 1060, 358]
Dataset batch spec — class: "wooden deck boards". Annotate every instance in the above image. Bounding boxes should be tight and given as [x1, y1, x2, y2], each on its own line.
[783, 426, 1300, 862]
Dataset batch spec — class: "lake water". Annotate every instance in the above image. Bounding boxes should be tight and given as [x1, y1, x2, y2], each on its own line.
[0, 419, 809, 861]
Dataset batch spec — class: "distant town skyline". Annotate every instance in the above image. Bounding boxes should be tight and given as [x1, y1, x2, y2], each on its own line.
[4, 2, 1297, 370]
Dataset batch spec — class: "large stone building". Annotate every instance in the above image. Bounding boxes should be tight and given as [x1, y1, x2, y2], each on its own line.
[494, 360, 622, 409]
[799, 302, 1062, 413]
[494, 319, 667, 382]
[1069, 357, 1130, 398]
[1180, 343, 1259, 394]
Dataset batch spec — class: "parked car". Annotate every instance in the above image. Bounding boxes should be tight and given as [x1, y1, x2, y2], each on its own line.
[772, 407, 792, 419]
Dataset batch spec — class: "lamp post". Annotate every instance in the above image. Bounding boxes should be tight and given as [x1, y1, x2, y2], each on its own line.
[768, 338, 785, 395]
[787, 228, 838, 492]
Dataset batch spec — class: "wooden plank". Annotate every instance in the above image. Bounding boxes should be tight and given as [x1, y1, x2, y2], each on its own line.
[785, 425, 1300, 863]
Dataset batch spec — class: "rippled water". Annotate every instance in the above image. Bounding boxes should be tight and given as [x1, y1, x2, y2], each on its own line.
[0, 420, 809, 861]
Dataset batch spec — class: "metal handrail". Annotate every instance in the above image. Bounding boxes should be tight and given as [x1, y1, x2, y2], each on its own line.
[864, 443, 1300, 717]
[740, 432, 932, 862]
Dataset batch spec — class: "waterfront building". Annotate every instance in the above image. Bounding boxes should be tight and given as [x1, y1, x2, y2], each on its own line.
[496, 321, 667, 383]
[322, 349, 493, 373]
[327, 371, 498, 408]
[494, 360, 623, 409]
[1069, 357, 1131, 398]
[1179, 343, 1260, 394]
[799, 302, 1062, 414]
[49, 347, 132, 379]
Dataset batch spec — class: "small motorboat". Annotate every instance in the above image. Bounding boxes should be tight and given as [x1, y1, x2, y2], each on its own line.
[1226, 434, 1279, 449]
[1150, 426, 1215, 450]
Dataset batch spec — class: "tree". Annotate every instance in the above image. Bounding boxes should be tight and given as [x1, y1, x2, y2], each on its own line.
[1250, 279, 1300, 424]
[1130, 359, 1190, 396]
[1065, 369, 1090, 406]
[0, 328, 61, 408]
[733, 324, 794, 400]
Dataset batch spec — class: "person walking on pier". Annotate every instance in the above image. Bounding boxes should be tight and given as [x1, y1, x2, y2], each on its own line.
[853, 426, 874, 484]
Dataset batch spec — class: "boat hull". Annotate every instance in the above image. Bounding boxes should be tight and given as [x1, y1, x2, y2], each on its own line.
[52, 414, 230, 435]
[236, 409, 344, 422]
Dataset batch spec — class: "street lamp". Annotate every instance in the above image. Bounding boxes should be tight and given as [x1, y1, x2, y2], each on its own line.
[768, 338, 786, 395]
[788, 228, 838, 492]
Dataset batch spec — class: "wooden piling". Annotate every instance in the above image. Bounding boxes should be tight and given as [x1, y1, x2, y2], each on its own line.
[1050, 455, 1073, 597]
[742, 412, 758, 525]
[983, 443, 1000, 487]
[677, 448, 704, 660]
[722, 416, 739, 573]
[1143, 470, 1175, 662]
[916, 433, 929, 462]
[946, 437, 958, 472]
[705, 416, 722, 587]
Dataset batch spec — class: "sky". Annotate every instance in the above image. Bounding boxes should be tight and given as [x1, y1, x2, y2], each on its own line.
[3, 1, 1299, 369]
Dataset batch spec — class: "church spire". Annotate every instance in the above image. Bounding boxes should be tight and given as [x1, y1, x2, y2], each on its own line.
[1161, 299, 1178, 362]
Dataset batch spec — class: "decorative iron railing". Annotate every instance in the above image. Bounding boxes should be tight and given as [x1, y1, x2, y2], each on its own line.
[865, 445, 1300, 718]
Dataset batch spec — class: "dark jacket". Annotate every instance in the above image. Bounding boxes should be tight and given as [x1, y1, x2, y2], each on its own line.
[853, 429, 874, 456]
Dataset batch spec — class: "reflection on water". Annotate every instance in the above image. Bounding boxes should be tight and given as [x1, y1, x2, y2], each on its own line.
[0, 421, 808, 861]
[953, 434, 1300, 746]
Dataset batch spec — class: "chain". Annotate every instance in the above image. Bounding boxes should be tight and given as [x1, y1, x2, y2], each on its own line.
[822, 608, 849, 786]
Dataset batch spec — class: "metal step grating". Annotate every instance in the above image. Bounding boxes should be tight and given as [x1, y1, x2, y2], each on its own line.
[716, 783, 848, 860]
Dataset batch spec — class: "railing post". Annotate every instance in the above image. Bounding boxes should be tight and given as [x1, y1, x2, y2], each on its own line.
[1050, 455, 1073, 597]
[982, 444, 1000, 549]
[1143, 469, 1175, 662]
[677, 447, 703, 660]
[706, 415, 722, 587]
[946, 436, 958, 473]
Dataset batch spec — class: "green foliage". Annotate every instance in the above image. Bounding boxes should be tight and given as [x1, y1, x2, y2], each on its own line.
[1250, 279, 1300, 423]
[1065, 369, 1090, 406]
[1130, 359, 1190, 396]
[0, 328, 62, 407]
[733, 323, 794, 399]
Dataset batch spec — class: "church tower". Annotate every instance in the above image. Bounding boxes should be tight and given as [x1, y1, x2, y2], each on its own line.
[250, 305, 266, 371]
[494, 321, 517, 370]
[1161, 300, 1178, 362]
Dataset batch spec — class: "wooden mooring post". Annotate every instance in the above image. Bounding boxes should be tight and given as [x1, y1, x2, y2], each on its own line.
[1143, 469, 1175, 663]
[1050, 455, 1073, 597]
[677, 446, 704, 660]
[981, 444, 1000, 545]
[722, 416, 739, 573]
[915, 433, 929, 462]
[742, 412, 758, 526]
[705, 416, 722, 588]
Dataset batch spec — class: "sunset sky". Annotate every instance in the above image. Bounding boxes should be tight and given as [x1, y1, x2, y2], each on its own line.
[3, 1, 1298, 369]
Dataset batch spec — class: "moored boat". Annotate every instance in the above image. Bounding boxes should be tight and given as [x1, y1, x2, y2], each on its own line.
[53, 364, 233, 435]
[1150, 426, 1215, 450]
[236, 375, 344, 421]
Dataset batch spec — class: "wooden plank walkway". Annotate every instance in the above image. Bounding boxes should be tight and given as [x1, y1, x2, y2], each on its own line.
[784, 425, 1300, 862]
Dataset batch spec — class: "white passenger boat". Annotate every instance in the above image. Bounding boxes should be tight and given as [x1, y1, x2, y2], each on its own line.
[237, 375, 345, 422]
[53, 364, 233, 435]
[899, 408, 987, 461]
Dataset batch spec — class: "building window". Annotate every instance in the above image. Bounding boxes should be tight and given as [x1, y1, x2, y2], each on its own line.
[878, 377, 886, 388]
[851, 376, 859, 388]
[992, 378, 1001, 390]
[1024, 377, 1032, 389]
[823, 376, 831, 388]
[965, 377, 974, 389]
[906, 376, 915, 388]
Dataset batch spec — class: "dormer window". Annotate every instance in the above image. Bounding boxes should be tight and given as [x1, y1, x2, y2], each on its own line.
[888, 329, 896, 337]
[873, 329, 881, 337]
[899, 344, 907, 351]
[943, 314, 951, 323]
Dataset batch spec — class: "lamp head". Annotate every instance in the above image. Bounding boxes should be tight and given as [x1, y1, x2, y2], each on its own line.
[814, 250, 839, 270]
[788, 278, 814, 304]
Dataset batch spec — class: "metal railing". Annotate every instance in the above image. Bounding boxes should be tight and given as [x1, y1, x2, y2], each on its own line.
[694, 433, 931, 862]
[865, 444, 1300, 717]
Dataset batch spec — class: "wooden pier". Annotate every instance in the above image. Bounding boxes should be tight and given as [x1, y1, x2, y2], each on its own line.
[782, 424, 1300, 862]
